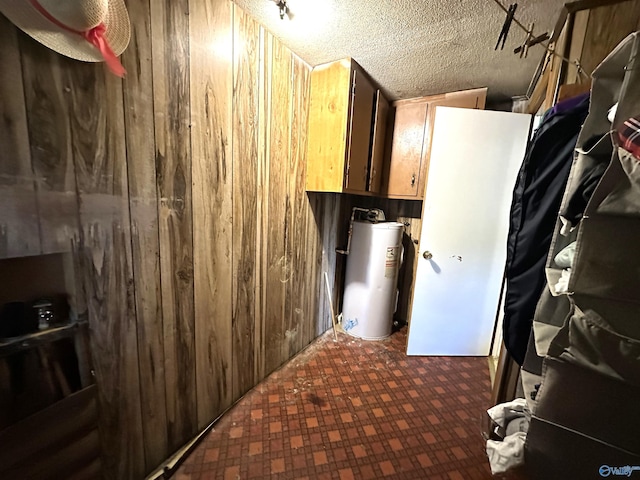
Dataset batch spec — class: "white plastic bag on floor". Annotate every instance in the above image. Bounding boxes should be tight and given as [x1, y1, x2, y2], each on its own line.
[486, 398, 530, 474]
[487, 398, 527, 428]
[486, 432, 527, 474]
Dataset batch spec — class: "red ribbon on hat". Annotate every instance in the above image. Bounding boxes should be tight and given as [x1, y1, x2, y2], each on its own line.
[29, 0, 126, 77]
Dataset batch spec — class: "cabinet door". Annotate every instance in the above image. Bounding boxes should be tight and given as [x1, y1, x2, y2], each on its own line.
[417, 89, 486, 197]
[385, 101, 429, 197]
[305, 60, 352, 192]
[345, 68, 375, 193]
[369, 90, 388, 194]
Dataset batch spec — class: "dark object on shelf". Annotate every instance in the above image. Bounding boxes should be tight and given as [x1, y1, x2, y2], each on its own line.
[0, 302, 38, 339]
[32, 299, 54, 331]
[30, 295, 70, 331]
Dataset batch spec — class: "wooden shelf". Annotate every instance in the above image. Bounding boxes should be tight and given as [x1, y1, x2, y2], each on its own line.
[0, 320, 87, 358]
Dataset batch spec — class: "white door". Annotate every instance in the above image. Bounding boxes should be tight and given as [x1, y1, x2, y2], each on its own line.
[406, 107, 531, 356]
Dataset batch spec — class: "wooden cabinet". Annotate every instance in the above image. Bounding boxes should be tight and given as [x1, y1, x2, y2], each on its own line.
[382, 87, 487, 199]
[305, 58, 387, 194]
[306, 66, 485, 199]
[369, 91, 389, 194]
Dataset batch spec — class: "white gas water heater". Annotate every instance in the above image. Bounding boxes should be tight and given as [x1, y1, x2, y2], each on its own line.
[339, 208, 404, 340]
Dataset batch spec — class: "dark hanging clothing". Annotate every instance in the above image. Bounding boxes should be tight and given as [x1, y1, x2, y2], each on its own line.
[503, 94, 590, 365]
[560, 160, 608, 227]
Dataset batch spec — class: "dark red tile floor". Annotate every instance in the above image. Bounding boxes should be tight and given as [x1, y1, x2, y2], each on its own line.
[174, 327, 498, 480]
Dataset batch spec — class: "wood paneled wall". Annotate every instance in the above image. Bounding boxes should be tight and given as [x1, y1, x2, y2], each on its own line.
[0, 1, 338, 477]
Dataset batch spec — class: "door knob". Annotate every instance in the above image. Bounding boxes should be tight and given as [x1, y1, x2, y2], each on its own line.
[423, 251, 433, 260]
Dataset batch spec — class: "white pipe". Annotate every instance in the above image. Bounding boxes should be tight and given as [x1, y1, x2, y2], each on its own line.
[336, 207, 385, 255]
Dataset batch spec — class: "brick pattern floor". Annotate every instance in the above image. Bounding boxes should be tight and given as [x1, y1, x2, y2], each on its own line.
[174, 327, 499, 479]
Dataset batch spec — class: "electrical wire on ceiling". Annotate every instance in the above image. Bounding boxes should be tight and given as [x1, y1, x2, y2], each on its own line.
[490, 0, 588, 79]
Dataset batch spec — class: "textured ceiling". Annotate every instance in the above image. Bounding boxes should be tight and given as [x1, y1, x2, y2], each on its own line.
[233, 0, 568, 102]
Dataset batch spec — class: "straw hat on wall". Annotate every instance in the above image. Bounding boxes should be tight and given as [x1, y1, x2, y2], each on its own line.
[0, 0, 130, 76]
